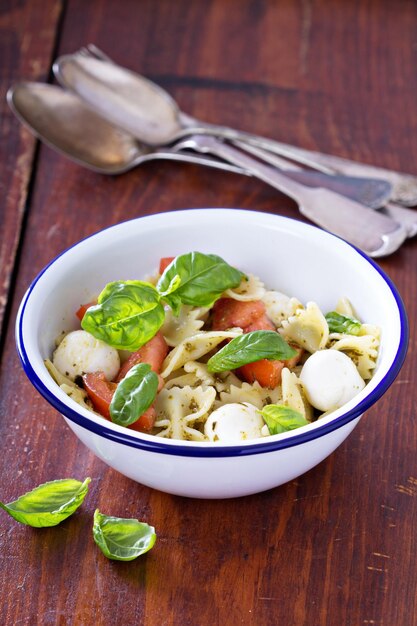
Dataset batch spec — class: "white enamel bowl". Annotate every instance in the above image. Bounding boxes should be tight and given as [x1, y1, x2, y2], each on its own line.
[16, 209, 408, 498]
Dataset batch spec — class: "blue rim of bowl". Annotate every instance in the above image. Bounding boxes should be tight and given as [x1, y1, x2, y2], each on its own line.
[15, 211, 409, 458]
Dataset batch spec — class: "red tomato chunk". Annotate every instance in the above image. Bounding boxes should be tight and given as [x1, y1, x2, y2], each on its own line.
[75, 301, 97, 322]
[115, 331, 169, 382]
[211, 298, 268, 331]
[82, 372, 116, 419]
[159, 256, 175, 274]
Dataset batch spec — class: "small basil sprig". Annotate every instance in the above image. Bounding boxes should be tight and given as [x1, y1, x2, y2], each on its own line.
[157, 252, 244, 315]
[259, 405, 308, 435]
[82, 280, 165, 351]
[325, 311, 361, 335]
[109, 363, 159, 426]
[0, 478, 91, 527]
[93, 509, 156, 561]
[207, 330, 297, 373]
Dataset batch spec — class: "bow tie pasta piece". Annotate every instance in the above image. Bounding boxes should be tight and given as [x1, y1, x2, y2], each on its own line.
[211, 370, 244, 393]
[184, 361, 216, 386]
[280, 302, 329, 353]
[45, 359, 95, 413]
[164, 371, 200, 390]
[161, 305, 209, 347]
[164, 361, 217, 390]
[262, 291, 303, 327]
[224, 274, 265, 302]
[160, 330, 243, 378]
[358, 323, 381, 340]
[281, 367, 314, 422]
[60, 383, 95, 413]
[217, 381, 282, 410]
[334, 296, 357, 318]
[154, 385, 216, 441]
[329, 333, 380, 380]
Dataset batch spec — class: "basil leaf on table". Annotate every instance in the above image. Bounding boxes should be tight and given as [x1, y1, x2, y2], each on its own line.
[157, 252, 244, 315]
[325, 311, 361, 335]
[0, 477, 91, 527]
[259, 405, 309, 435]
[82, 281, 165, 351]
[110, 363, 159, 426]
[93, 509, 156, 561]
[207, 330, 297, 373]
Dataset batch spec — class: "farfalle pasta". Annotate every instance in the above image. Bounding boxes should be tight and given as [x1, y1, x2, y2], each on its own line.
[224, 273, 266, 301]
[154, 385, 216, 441]
[47, 252, 381, 443]
[161, 305, 209, 347]
[280, 302, 329, 352]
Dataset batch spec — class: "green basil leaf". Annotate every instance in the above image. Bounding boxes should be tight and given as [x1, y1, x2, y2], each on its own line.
[206, 330, 297, 373]
[109, 363, 159, 426]
[158, 273, 181, 298]
[93, 509, 156, 561]
[157, 252, 244, 314]
[0, 478, 91, 527]
[325, 311, 361, 335]
[259, 405, 308, 435]
[82, 280, 165, 351]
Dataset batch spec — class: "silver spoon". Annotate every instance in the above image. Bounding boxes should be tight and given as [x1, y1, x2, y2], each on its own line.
[54, 46, 417, 207]
[7, 83, 415, 242]
[52, 55, 407, 256]
[7, 82, 248, 175]
[8, 81, 394, 209]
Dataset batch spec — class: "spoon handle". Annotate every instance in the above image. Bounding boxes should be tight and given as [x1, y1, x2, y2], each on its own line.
[184, 135, 407, 257]
[222, 140, 391, 209]
[180, 113, 417, 207]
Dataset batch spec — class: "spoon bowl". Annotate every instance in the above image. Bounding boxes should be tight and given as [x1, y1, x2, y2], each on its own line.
[7, 82, 247, 175]
[8, 82, 142, 172]
[55, 55, 183, 146]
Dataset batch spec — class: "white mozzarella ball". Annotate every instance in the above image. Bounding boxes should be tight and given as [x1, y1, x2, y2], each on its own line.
[299, 349, 365, 412]
[53, 330, 120, 381]
[204, 402, 265, 443]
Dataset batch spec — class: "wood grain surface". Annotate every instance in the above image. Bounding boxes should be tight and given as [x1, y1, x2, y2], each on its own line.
[0, 0, 63, 339]
[1, 1, 417, 625]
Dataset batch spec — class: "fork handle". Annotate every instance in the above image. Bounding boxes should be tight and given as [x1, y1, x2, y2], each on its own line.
[185, 134, 407, 257]
[180, 113, 417, 206]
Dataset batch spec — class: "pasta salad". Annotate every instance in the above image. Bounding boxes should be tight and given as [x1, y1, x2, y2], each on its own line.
[46, 252, 380, 443]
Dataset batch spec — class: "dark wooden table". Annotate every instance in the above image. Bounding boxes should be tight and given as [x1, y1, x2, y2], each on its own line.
[1, 2, 417, 624]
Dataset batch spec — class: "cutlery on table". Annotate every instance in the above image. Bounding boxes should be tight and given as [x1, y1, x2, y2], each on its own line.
[237, 140, 417, 207]
[234, 138, 417, 236]
[7, 82, 249, 176]
[8, 81, 416, 237]
[7, 81, 409, 255]
[56, 45, 417, 207]
[7, 82, 393, 209]
[51, 54, 409, 256]
[380, 202, 417, 237]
